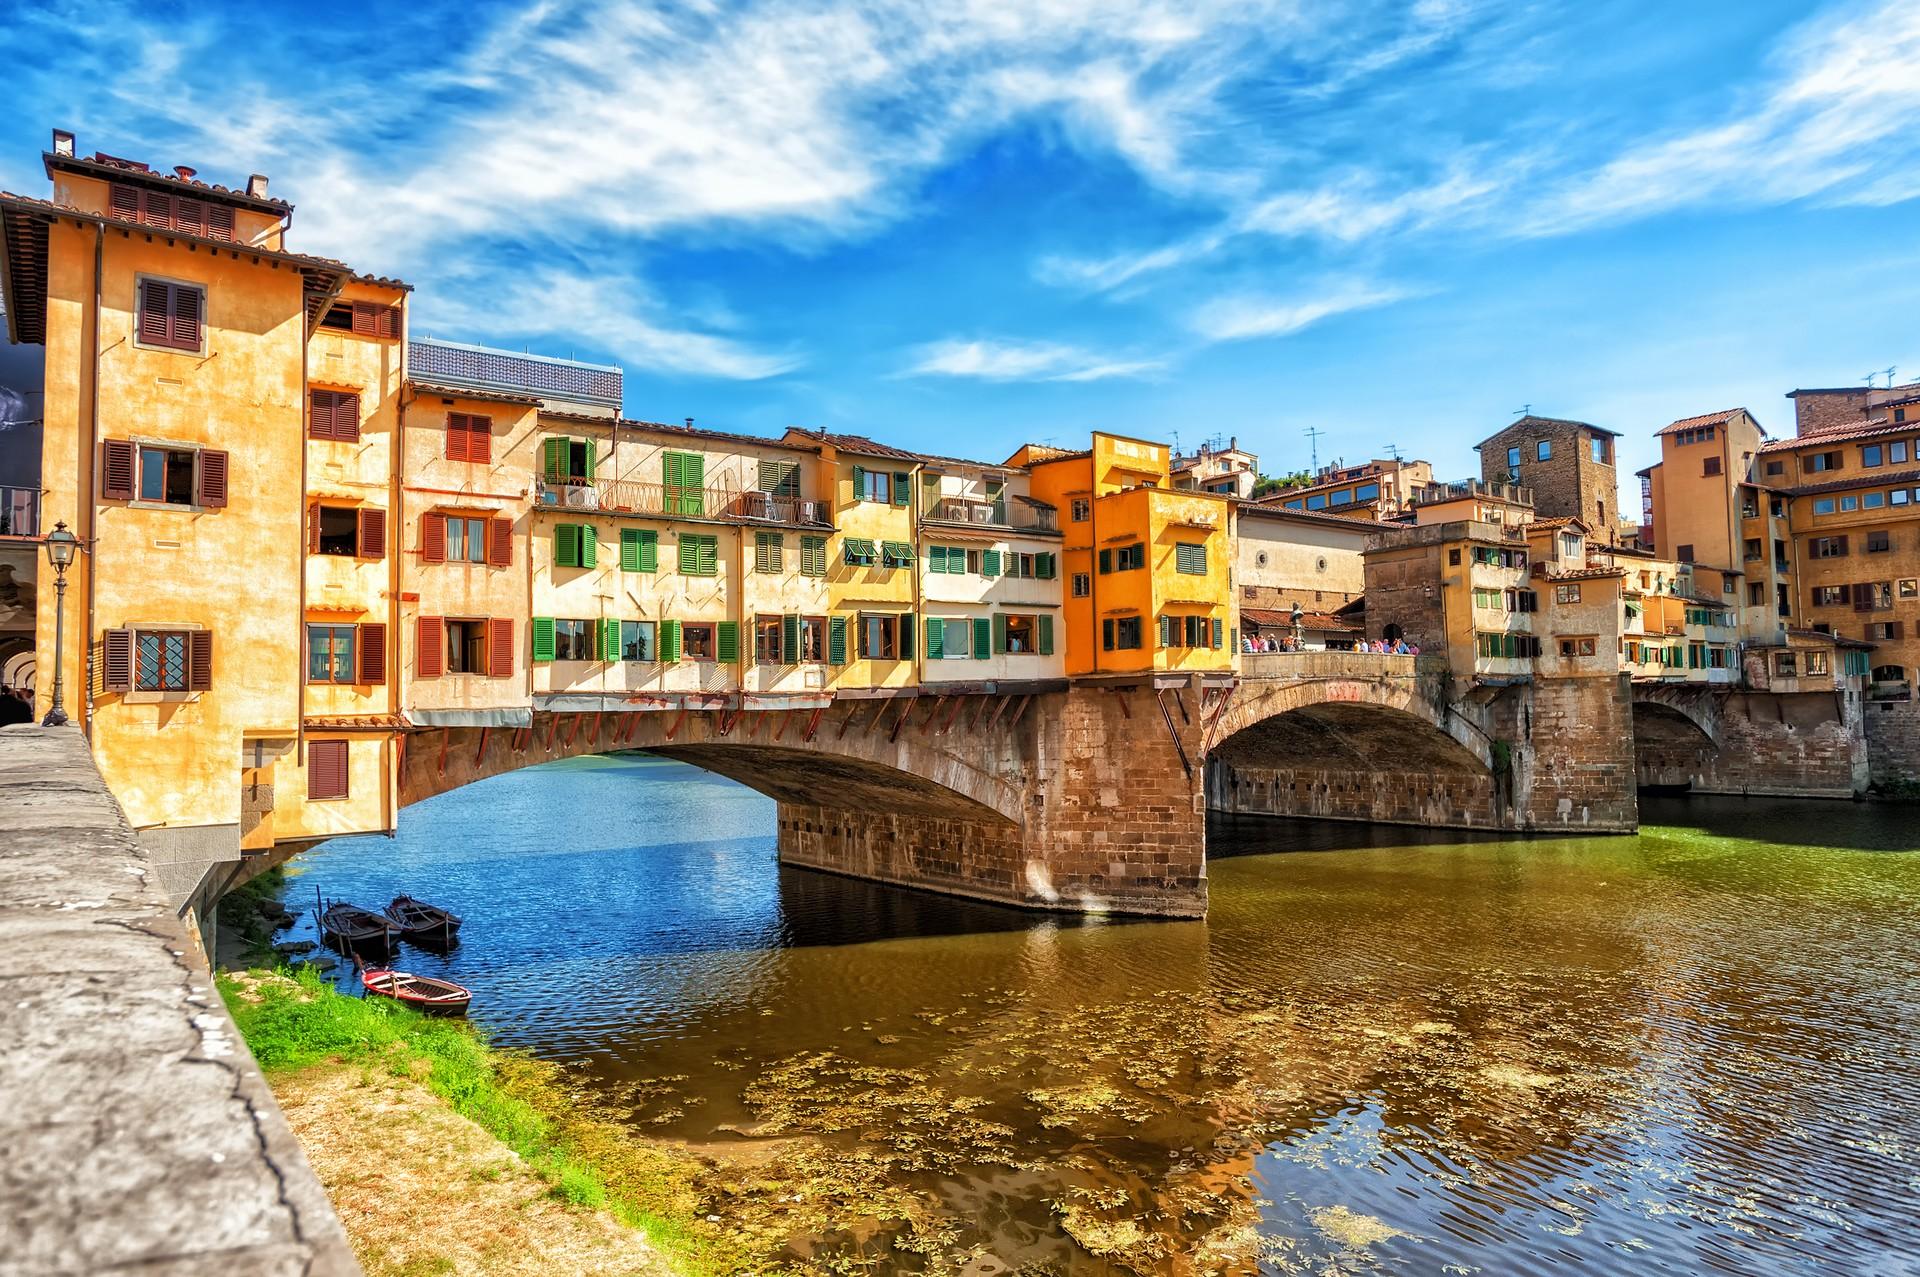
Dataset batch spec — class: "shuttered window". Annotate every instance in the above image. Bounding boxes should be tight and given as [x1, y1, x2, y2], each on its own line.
[678, 533, 718, 576]
[103, 628, 211, 693]
[416, 616, 445, 678]
[1175, 542, 1207, 575]
[827, 615, 847, 665]
[531, 617, 556, 663]
[555, 523, 597, 568]
[446, 412, 492, 464]
[843, 538, 876, 566]
[488, 619, 515, 677]
[421, 512, 447, 563]
[758, 460, 799, 497]
[111, 184, 236, 241]
[980, 549, 1001, 578]
[488, 517, 513, 566]
[620, 528, 658, 573]
[658, 620, 682, 663]
[754, 531, 783, 573]
[307, 740, 350, 802]
[196, 449, 229, 508]
[308, 389, 361, 442]
[136, 278, 203, 352]
[716, 620, 740, 663]
[881, 541, 914, 568]
[101, 440, 136, 500]
[663, 451, 706, 516]
[358, 508, 387, 558]
[800, 535, 827, 577]
[359, 622, 387, 682]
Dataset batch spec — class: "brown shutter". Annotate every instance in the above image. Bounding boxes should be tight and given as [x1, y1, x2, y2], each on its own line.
[376, 305, 401, 339]
[421, 512, 446, 563]
[351, 301, 376, 336]
[416, 615, 445, 678]
[445, 412, 468, 462]
[488, 517, 512, 567]
[357, 623, 387, 683]
[309, 503, 322, 554]
[197, 449, 228, 508]
[103, 629, 133, 692]
[336, 391, 360, 442]
[137, 279, 170, 346]
[188, 631, 213, 691]
[110, 184, 139, 220]
[174, 196, 207, 236]
[140, 189, 170, 228]
[488, 618, 514, 678]
[102, 439, 136, 500]
[307, 389, 332, 440]
[468, 414, 492, 464]
[170, 285, 201, 350]
[358, 507, 386, 558]
[205, 204, 234, 243]
[307, 740, 349, 801]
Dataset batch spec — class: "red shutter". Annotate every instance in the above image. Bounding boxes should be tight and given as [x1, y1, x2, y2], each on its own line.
[140, 190, 170, 228]
[197, 449, 228, 508]
[358, 507, 386, 558]
[137, 279, 170, 346]
[110, 184, 139, 220]
[103, 629, 133, 692]
[308, 740, 349, 801]
[307, 389, 331, 440]
[309, 503, 323, 554]
[170, 285, 201, 350]
[376, 305, 401, 339]
[205, 204, 234, 243]
[174, 196, 207, 236]
[445, 413, 468, 462]
[488, 517, 512, 567]
[351, 302, 376, 336]
[357, 623, 387, 683]
[488, 618, 514, 678]
[468, 414, 492, 464]
[336, 392, 360, 442]
[421, 512, 446, 563]
[102, 439, 136, 500]
[416, 615, 444, 678]
[188, 631, 212, 691]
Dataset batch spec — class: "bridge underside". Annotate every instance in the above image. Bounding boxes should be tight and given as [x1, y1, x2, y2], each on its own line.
[1631, 689, 1866, 798]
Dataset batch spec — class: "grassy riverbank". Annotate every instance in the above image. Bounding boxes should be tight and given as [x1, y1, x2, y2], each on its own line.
[220, 967, 751, 1276]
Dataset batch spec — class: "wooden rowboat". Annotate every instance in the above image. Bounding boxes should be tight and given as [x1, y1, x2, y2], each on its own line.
[385, 894, 462, 941]
[317, 893, 399, 953]
[361, 968, 472, 1015]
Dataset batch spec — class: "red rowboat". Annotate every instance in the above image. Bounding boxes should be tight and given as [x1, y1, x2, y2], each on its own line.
[361, 968, 472, 1015]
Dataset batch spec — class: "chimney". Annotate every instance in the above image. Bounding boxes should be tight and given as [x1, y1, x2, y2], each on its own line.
[247, 173, 270, 199]
[173, 165, 196, 180]
[51, 129, 75, 157]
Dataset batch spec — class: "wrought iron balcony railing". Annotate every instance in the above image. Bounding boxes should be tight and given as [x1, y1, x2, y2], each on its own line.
[536, 477, 831, 528]
[920, 496, 1058, 533]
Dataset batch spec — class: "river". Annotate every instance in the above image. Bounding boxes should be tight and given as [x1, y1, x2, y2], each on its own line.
[268, 752, 1920, 1274]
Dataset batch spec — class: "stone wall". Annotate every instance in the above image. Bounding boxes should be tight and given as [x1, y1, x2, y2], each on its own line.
[1207, 760, 1499, 828]
[1791, 388, 1871, 437]
[1635, 690, 1870, 798]
[1492, 675, 1639, 829]
[1865, 698, 1920, 790]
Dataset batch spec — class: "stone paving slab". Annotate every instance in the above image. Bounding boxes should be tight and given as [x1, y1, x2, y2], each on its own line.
[0, 726, 358, 1276]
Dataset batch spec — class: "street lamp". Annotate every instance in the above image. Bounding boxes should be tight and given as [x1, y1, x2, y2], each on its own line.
[42, 521, 80, 728]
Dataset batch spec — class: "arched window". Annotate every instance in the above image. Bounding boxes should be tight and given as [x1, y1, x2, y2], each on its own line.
[1871, 664, 1908, 685]
[1383, 624, 1404, 643]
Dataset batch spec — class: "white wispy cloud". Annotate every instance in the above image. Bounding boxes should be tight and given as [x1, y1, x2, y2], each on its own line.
[903, 338, 1164, 382]
[1187, 282, 1417, 343]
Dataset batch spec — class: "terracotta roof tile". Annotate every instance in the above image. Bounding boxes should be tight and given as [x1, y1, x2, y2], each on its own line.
[408, 380, 542, 407]
[1784, 465, 1920, 496]
[1759, 418, 1913, 453]
[1241, 608, 1360, 632]
[48, 150, 293, 212]
[1656, 408, 1748, 437]
[784, 428, 923, 462]
[0, 190, 352, 274]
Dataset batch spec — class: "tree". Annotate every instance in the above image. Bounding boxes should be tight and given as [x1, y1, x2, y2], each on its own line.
[1250, 470, 1311, 499]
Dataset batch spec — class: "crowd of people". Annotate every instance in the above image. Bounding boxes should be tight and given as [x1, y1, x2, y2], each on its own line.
[1241, 633, 1419, 656]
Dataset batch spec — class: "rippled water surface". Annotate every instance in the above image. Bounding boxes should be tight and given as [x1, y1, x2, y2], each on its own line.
[277, 753, 1920, 1274]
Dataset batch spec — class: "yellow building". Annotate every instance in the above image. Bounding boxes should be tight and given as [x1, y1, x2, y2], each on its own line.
[1014, 432, 1233, 676]
[1, 130, 403, 904]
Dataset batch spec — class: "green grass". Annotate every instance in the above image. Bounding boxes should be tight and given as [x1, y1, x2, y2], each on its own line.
[220, 967, 747, 1275]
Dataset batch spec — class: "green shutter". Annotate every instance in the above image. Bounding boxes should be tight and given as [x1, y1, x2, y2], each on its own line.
[972, 616, 990, 659]
[782, 614, 801, 663]
[678, 534, 699, 575]
[621, 528, 657, 572]
[1212, 617, 1223, 649]
[1038, 614, 1054, 655]
[992, 612, 1007, 654]
[581, 441, 595, 480]
[892, 472, 911, 506]
[555, 523, 579, 568]
[828, 615, 847, 664]
[925, 616, 944, 659]
[1176, 543, 1206, 574]
[852, 464, 867, 499]
[597, 618, 617, 661]
[716, 621, 738, 663]
[1037, 552, 1056, 580]
[899, 612, 914, 660]
[1098, 548, 1112, 574]
[532, 617, 555, 662]
[800, 535, 826, 576]
[659, 619, 681, 663]
[542, 438, 566, 481]
[981, 549, 1001, 578]
[578, 525, 596, 568]
[928, 545, 946, 574]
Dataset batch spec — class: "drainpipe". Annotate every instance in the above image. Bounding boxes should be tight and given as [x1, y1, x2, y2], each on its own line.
[297, 298, 311, 768]
[83, 218, 102, 739]
[911, 463, 924, 689]
[387, 300, 406, 833]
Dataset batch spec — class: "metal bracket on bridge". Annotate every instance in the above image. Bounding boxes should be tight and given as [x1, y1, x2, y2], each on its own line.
[1153, 688, 1193, 780]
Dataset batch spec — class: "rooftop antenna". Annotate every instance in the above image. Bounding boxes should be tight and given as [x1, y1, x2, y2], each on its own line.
[1303, 425, 1325, 472]
[1863, 366, 1897, 389]
[1514, 403, 1532, 417]
[1383, 443, 1404, 462]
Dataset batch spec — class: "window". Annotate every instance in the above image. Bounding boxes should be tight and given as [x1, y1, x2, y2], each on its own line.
[135, 630, 193, 691]
[1472, 587, 1502, 610]
[1841, 495, 1858, 512]
[860, 613, 901, 661]
[445, 413, 492, 464]
[308, 389, 361, 442]
[1506, 446, 1521, 469]
[135, 277, 203, 352]
[110, 183, 236, 239]
[554, 523, 598, 569]
[1071, 572, 1090, 598]
[306, 624, 357, 683]
[755, 616, 786, 663]
[621, 620, 656, 662]
[1559, 637, 1598, 657]
[1676, 543, 1694, 563]
[542, 437, 594, 484]
[1353, 482, 1380, 502]
[552, 619, 594, 661]
[1748, 583, 1765, 605]
[881, 541, 915, 569]
[1175, 542, 1207, 575]
[1814, 498, 1837, 515]
[422, 513, 507, 566]
[681, 623, 717, 660]
[1805, 651, 1832, 676]
[800, 616, 826, 662]
[139, 446, 197, 505]
[1863, 445, 1884, 468]
[759, 459, 800, 499]
[1305, 493, 1327, 510]
[440, 515, 486, 563]
[1901, 491, 1917, 507]
[1100, 543, 1146, 573]
[663, 451, 706, 516]
[939, 617, 971, 658]
[1894, 440, 1911, 464]
[1898, 410, 1910, 424]
[1070, 498, 1091, 522]
[317, 299, 401, 338]
[1765, 459, 1784, 476]
[1866, 492, 1887, 509]
[1775, 651, 1798, 677]
[445, 619, 488, 673]
[1102, 616, 1143, 651]
[1449, 548, 1462, 566]
[1559, 533, 1582, 558]
[856, 468, 892, 503]
[1703, 456, 1722, 476]
[307, 740, 349, 802]
[927, 545, 966, 574]
[620, 528, 659, 573]
[1900, 579, 1919, 599]
[1856, 582, 1894, 612]
[843, 538, 877, 567]
[1806, 451, 1841, 473]
[1744, 538, 1763, 561]
[1536, 439, 1552, 461]
[1554, 583, 1582, 604]
[1004, 614, 1036, 654]
[678, 533, 717, 576]
[1866, 621, 1904, 641]
[1812, 536, 1848, 558]
[1771, 497, 1784, 517]
[1867, 530, 1892, 553]
[800, 535, 828, 577]
[754, 531, 783, 574]
[1591, 437, 1608, 463]
[315, 506, 359, 556]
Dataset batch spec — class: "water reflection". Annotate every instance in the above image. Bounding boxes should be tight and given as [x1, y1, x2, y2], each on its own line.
[276, 754, 1920, 1274]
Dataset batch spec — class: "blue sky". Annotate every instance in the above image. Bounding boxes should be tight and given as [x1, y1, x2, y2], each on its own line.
[6, 0, 1918, 500]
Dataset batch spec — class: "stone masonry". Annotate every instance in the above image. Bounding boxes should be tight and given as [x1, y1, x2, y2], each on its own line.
[1477, 415, 1622, 542]
[1864, 699, 1920, 791]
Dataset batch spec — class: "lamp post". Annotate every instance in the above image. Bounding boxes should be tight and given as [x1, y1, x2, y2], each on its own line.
[42, 521, 80, 728]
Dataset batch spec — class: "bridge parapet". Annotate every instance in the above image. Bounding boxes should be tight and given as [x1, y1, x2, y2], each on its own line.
[1239, 650, 1417, 682]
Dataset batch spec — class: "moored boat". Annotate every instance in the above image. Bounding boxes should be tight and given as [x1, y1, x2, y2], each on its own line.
[385, 894, 462, 942]
[317, 893, 399, 953]
[361, 968, 472, 1015]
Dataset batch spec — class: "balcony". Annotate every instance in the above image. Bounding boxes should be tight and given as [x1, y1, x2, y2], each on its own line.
[0, 485, 39, 537]
[536, 477, 831, 528]
[919, 495, 1059, 535]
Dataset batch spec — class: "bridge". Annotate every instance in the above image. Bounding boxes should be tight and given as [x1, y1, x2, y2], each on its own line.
[1630, 680, 1867, 798]
[218, 652, 1643, 923]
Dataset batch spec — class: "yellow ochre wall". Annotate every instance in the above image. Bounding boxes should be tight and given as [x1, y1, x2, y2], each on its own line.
[821, 448, 919, 691]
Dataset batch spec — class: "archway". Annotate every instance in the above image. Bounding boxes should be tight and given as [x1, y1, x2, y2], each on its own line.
[1630, 701, 1719, 791]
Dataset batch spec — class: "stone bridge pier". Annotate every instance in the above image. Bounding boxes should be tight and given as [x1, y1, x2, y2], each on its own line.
[1631, 683, 1867, 798]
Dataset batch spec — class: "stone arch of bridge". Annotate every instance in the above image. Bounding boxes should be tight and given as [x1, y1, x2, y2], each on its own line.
[1204, 674, 1493, 775]
[397, 704, 1027, 829]
[1629, 690, 1720, 749]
